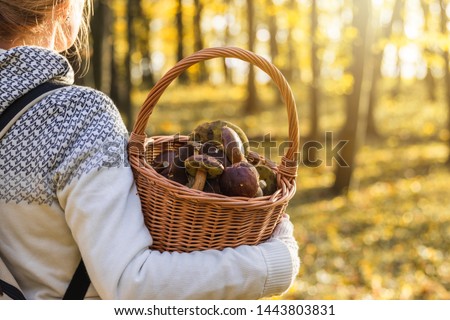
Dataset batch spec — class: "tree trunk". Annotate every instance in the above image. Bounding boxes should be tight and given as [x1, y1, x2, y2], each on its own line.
[176, 0, 189, 84]
[366, 0, 402, 139]
[267, 0, 279, 64]
[110, 40, 121, 113]
[124, 0, 139, 131]
[245, 0, 258, 114]
[421, 0, 437, 102]
[91, 0, 113, 95]
[106, 2, 132, 132]
[266, 0, 282, 105]
[285, 0, 299, 82]
[439, 0, 450, 164]
[304, 0, 320, 165]
[137, 0, 154, 88]
[222, 0, 233, 84]
[193, 0, 208, 83]
[332, 0, 372, 195]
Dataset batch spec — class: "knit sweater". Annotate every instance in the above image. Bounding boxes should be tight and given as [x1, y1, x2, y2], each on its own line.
[0, 46, 295, 299]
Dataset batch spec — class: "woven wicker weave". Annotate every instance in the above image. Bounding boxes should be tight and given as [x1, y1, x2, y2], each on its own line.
[128, 47, 299, 252]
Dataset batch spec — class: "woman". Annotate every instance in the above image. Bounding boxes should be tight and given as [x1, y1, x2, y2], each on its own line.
[0, 0, 300, 299]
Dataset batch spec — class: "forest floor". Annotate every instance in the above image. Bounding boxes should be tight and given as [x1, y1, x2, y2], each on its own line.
[133, 80, 450, 300]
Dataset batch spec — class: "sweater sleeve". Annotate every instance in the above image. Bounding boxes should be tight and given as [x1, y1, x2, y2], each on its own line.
[54, 88, 293, 299]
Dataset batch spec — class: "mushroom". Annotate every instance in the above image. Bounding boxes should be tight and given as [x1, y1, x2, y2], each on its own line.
[254, 187, 264, 197]
[219, 162, 260, 197]
[189, 120, 250, 156]
[219, 126, 260, 197]
[255, 164, 278, 196]
[185, 154, 224, 191]
[203, 178, 222, 194]
[160, 158, 189, 186]
[186, 140, 202, 156]
[246, 150, 261, 166]
[221, 126, 246, 165]
[177, 142, 196, 162]
[246, 150, 277, 169]
[152, 150, 176, 173]
[200, 140, 228, 166]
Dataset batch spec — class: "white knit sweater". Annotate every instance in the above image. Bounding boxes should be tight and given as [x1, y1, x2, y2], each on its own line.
[0, 46, 296, 299]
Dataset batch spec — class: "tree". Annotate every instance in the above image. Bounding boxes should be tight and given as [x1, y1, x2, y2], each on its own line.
[193, 0, 209, 82]
[439, 0, 450, 164]
[332, 0, 372, 194]
[389, 3, 405, 99]
[123, 0, 141, 131]
[304, 0, 320, 166]
[266, 0, 279, 64]
[222, 0, 233, 84]
[245, 0, 259, 114]
[90, 0, 132, 131]
[176, 0, 189, 84]
[137, 1, 154, 88]
[91, 0, 113, 95]
[285, 0, 299, 82]
[366, 0, 402, 139]
[421, 0, 437, 102]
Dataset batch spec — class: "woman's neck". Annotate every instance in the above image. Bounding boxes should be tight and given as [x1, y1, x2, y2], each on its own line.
[0, 41, 53, 51]
[0, 29, 55, 51]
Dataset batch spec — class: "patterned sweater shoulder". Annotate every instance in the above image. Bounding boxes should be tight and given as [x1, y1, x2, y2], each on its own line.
[0, 85, 128, 205]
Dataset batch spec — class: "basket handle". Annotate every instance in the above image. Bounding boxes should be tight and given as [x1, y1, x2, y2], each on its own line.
[132, 47, 299, 164]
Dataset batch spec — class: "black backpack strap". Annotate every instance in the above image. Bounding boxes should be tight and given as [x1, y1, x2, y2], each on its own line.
[0, 279, 26, 300]
[63, 259, 91, 300]
[1, 82, 91, 300]
[0, 82, 67, 133]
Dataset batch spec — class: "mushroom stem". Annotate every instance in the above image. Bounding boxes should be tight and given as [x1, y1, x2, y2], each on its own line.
[191, 169, 207, 190]
[185, 154, 224, 191]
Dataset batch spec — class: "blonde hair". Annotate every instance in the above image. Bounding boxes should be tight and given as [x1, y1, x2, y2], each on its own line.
[0, 0, 93, 64]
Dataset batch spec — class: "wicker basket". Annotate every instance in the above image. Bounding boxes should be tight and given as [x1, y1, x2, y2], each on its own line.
[128, 47, 299, 252]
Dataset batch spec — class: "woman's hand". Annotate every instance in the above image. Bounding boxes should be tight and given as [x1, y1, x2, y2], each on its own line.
[269, 214, 301, 285]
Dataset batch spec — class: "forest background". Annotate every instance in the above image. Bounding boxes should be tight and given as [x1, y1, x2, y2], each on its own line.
[73, 0, 450, 299]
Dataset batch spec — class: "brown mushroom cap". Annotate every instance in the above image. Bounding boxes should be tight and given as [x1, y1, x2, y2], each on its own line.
[221, 126, 246, 165]
[219, 162, 260, 197]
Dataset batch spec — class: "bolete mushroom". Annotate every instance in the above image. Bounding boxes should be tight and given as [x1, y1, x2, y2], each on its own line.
[185, 154, 224, 191]
[203, 178, 222, 194]
[246, 150, 261, 166]
[219, 162, 260, 197]
[255, 187, 264, 197]
[219, 126, 260, 197]
[221, 126, 246, 165]
[255, 164, 278, 196]
[178, 142, 196, 162]
[189, 120, 250, 156]
[200, 140, 228, 166]
[160, 156, 189, 186]
[152, 150, 176, 173]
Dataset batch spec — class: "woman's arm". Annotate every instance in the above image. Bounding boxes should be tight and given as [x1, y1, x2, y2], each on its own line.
[59, 166, 296, 299]
[54, 87, 299, 299]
